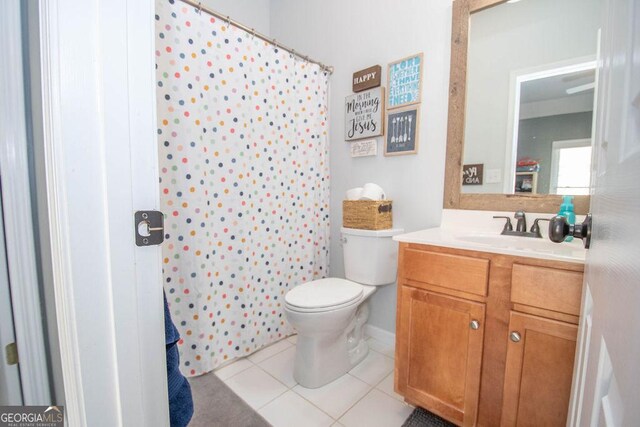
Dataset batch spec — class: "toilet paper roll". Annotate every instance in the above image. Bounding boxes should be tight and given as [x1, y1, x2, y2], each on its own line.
[360, 183, 386, 201]
[345, 187, 364, 200]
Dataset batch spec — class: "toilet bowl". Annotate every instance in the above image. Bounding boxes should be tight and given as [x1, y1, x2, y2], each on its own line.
[285, 227, 403, 388]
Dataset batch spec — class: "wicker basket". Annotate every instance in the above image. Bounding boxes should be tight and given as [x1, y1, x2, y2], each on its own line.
[342, 200, 393, 230]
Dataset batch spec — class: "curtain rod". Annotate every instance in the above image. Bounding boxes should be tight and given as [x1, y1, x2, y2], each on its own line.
[178, 0, 334, 74]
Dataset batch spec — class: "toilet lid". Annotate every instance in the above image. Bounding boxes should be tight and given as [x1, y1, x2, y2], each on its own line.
[285, 278, 363, 310]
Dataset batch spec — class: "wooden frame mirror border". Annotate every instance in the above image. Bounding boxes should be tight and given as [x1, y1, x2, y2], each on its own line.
[443, 0, 590, 214]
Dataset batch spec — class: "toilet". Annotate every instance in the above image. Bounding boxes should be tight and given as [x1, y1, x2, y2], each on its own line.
[284, 227, 404, 389]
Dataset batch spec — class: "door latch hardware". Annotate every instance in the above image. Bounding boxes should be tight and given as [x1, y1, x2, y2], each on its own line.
[549, 213, 592, 249]
[5, 342, 18, 365]
[135, 210, 164, 246]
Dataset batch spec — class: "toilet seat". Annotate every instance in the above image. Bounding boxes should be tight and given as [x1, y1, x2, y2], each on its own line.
[285, 278, 364, 313]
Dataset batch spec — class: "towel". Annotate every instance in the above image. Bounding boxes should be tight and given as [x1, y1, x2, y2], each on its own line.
[164, 293, 194, 427]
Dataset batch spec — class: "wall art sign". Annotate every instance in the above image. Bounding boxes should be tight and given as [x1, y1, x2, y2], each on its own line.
[352, 65, 382, 92]
[387, 53, 423, 109]
[384, 105, 420, 156]
[462, 164, 484, 185]
[345, 87, 385, 141]
[350, 139, 378, 157]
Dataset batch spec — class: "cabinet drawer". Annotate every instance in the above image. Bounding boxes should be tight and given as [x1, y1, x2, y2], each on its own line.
[511, 264, 583, 316]
[403, 249, 489, 297]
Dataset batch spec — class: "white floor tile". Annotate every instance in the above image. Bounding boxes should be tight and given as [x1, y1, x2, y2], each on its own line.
[293, 374, 370, 419]
[248, 339, 293, 364]
[375, 373, 403, 401]
[348, 350, 394, 386]
[258, 346, 297, 388]
[286, 334, 298, 344]
[222, 366, 288, 409]
[259, 391, 334, 427]
[213, 358, 253, 381]
[339, 389, 413, 427]
[367, 337, 395, 358]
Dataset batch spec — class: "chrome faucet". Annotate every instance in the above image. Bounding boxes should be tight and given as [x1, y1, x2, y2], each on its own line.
[493, 211, 549, 238]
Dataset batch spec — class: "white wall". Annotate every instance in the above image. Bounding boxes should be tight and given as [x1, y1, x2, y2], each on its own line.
[200, 0, 270, 35]
[462, 0, 601, 194]
[270, 0, 453, 333]
[520, 93, 594, 120]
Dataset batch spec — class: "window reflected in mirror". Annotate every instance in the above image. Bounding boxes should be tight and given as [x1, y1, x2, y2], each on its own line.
[551, 140, 592, 195]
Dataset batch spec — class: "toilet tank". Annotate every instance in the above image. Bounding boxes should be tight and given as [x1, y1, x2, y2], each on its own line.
[341, 227, 404, 286]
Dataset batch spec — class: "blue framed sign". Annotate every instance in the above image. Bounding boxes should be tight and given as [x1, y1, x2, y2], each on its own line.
[387, 53, 423, 109]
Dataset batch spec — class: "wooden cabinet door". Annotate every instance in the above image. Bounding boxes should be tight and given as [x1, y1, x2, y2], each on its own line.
[396, 286, 485, 426]
[501, 312, 578, 427]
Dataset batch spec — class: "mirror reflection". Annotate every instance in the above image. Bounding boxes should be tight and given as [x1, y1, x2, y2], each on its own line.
[461, 0, 601, 195]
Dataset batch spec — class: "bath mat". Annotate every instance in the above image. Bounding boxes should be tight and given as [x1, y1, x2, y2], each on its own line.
[402, 407, 457, 427]
[188, 371, 270, 427]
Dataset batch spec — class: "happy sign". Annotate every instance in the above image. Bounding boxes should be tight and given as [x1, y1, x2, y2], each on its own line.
[353, 65, 382, 92]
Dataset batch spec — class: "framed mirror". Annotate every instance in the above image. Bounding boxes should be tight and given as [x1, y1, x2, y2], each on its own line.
[443, 0, 601, 214]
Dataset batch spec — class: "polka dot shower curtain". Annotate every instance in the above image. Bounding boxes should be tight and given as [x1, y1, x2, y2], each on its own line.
[155, 0, 330, 376]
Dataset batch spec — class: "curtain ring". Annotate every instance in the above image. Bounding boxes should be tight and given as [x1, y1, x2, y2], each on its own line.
[273, 38, 278, 49]
[251, 28, 255, 39]
[226, 16, 231, 28]
[197, 2, 202, 14]
[291, 49, 295, 58]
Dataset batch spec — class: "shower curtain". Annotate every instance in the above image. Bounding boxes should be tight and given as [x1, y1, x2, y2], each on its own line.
[155, 0, 330, 376]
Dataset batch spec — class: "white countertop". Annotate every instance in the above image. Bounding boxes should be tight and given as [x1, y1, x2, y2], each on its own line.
[393, 210, 586, 264]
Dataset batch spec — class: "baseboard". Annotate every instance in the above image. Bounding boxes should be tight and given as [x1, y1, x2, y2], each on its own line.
[364, 324, 396, 346]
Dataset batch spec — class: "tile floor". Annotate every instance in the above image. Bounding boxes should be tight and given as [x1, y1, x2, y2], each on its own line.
[213, 334, 414, 427]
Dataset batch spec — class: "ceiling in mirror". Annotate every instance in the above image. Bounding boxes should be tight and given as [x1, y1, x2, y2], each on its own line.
[461, 0, 601, 196]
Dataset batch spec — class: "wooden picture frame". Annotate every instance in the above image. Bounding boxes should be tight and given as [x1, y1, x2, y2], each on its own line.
[442, 0, 590, 213]
[384, 105, 420, 156]
[387, 53, 424, 110]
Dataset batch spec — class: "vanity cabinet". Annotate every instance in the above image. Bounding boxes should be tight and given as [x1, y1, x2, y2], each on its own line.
[501, 264, 582, 427]
[501, 313, 577, 426]
[394, 243, 583, 427]
[397, 287, 485, 425]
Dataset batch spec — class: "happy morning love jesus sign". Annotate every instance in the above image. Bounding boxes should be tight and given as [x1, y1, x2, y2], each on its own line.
[345, 87, 385, 141]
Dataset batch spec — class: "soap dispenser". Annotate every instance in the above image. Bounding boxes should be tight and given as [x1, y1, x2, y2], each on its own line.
[557, 195, 576, 242]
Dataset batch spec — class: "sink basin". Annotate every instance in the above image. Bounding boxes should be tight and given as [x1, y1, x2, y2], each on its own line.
[454, 233, 564, 251]
[394, 228, 586, 263]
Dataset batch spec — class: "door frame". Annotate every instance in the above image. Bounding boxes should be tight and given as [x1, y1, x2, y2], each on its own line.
[503, 57, 596, 193]
[38, 0, 169, 425]
[0, 0, 51, 405]
[0, 192, 24, 405]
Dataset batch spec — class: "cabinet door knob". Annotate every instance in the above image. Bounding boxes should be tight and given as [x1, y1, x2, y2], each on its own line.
[470, 320, 480, 330]
[510, 331, 521, 342]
